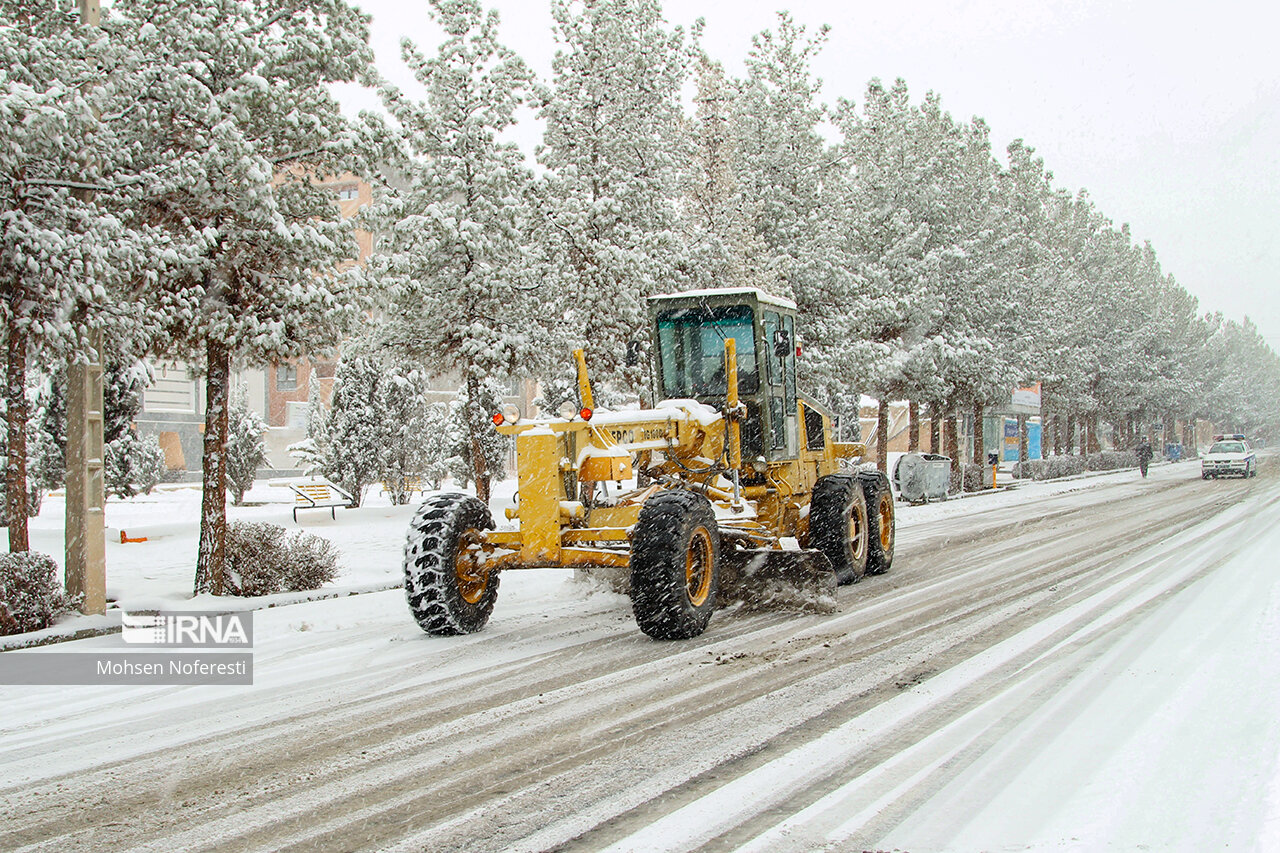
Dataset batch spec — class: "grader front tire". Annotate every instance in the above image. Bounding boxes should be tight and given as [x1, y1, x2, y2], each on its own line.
[810, 474, 870, 585]
[403, 493, 498, 635]
[630, 490, 720, 640]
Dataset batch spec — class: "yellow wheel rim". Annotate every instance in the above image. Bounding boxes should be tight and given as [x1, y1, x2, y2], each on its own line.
[455, 532, 488, 605]
[849, 504, 867, 562]
[685, 526, 714, 607]
[879, 493, 894, 550]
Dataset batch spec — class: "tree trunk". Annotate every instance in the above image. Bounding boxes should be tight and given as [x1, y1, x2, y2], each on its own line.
[466, 373, 491, 505]
[6, 321, 29, 551]
[972, 399, 985, 486]
[908, 401, 920, 452]
[1018, 414, 1029, 464]
[195, 340, 231, 596]
[946, 409, 960, 493]
[877, 399, 889, 472]
[929, 404, 941, 454]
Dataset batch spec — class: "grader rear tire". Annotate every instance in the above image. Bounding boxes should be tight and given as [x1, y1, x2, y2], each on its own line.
[630, 490, 720, 640]
[404, 493, 498, 635]
[861, 472, 896, 575]
[810, 474, 869, 585]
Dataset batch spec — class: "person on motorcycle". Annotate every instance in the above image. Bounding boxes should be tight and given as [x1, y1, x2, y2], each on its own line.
[1136, 437, 1154, 478]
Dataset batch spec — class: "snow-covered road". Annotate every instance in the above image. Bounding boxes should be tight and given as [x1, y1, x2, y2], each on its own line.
[2, 459, 1277, 852]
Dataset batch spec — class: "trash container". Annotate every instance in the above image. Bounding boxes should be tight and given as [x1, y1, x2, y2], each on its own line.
[895, 452, 951, 503]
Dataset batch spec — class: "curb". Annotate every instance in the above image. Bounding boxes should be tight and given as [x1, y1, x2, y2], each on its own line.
[0, 580, 404, 651]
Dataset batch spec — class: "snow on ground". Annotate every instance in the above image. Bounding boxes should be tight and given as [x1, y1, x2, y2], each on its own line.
[4, 457, 1277, 851]
[10, 461, 1177, 623]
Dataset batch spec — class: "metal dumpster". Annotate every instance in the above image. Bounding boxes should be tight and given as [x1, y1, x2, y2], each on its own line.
[895, 452, 951, 503]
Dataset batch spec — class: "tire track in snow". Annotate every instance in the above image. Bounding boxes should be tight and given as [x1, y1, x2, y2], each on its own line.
[0, 468, 1269, 852]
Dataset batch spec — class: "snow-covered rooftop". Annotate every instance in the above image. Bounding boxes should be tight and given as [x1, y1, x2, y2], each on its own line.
[649, 287, 797, 311]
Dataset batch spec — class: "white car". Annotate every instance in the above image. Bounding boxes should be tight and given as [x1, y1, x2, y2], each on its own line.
[1201, 434, 1257, 479]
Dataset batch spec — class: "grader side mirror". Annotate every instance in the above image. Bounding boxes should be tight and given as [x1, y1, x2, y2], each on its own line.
[772, 329, 791, 360]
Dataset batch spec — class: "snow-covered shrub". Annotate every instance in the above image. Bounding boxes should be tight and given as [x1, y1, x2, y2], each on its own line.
[280, 534, 340, 592]
[224, 521, 339, 597]
[1015, 455, 1087, 481]
[1085, 451, 1138, 472]
[223, 522, 288, 597]
[226, 387, 268, 506]
[0, 552, 75, 635]
[960, 463, 994, 492]
[104, 431, 166, 499]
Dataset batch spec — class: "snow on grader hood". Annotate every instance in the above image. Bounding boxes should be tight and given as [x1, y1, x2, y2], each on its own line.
[403, 287, 897, 640]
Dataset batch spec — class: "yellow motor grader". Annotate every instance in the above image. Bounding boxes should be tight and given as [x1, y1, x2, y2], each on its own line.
[403, 287, 895, 639]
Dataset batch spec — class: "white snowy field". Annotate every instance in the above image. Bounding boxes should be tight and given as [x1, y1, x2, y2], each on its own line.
[1, 457, 1278, 852]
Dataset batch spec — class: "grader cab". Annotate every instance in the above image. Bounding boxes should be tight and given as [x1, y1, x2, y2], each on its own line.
[403, 287, 895, 639]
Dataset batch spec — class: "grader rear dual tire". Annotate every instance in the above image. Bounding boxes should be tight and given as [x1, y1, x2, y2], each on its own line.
[810, 474, 870, 585]
[403, 493, 498, 635]
[860, 471, 896, 575]
[630, 490, 720, 640]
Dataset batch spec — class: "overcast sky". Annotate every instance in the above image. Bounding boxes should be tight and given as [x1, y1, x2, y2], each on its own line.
[339, 0, 1280, 352]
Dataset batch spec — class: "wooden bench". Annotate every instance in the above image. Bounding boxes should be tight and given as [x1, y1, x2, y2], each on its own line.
[285, 479, 354, 522]
[380, 477, 425, 499]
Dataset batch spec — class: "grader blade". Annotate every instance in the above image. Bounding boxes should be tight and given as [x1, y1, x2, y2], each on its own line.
[719, 548, 838, 613]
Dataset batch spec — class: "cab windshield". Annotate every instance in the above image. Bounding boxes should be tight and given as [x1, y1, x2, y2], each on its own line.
[656, 304, 759, 399]
[1209, 441, 1245, 454]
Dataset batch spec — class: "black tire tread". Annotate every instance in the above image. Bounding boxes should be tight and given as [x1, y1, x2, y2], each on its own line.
[809, 473, 869, 585]
[630, 489, 720, 640]
[859, 470, 896, 575]
[403, 492, 498, 635]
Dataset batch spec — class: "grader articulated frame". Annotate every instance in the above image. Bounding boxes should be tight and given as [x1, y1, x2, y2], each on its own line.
[403, 287, 896, 639]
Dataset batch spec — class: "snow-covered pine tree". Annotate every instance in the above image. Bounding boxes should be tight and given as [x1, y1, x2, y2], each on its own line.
[446, 381, 507, 491]
[361, 0, 537, 503]
[681, 51, 780, 294]
[733, 12, 831, 300]
[225, 384, 267, 507]
[0, 2, 127, 549]
[377, 366, 429, 506]
[105, 0, 375, 594]
[30, 360, 154, 493]
[0, 387, 45, 524]
[534, 0, 691, 392]
[103, 429, 165, 499]
[419, 401, 456, 491]
[318, 356, 383, 507]
[286, 379, 329, 476]
[731, 14, 853, 415]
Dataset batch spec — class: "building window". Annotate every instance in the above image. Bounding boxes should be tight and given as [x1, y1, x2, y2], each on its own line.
[286, 401, 310, 430]
[276, 364, 298, 391]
